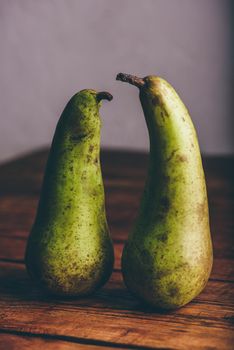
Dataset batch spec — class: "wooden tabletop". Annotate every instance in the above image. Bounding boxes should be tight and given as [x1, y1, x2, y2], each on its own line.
[0, 149, 233, 350]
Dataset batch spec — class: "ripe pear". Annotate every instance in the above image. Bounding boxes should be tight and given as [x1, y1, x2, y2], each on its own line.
[25, 89, 114, 296]
[116, 73, 213, 309]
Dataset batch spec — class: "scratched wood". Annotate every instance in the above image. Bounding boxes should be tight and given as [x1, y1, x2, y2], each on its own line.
[0, 149, 233, 349]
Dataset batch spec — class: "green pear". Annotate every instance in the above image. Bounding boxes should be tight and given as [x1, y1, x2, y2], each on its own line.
[25, 89, 114, 296]
[116, 73, 213, 309]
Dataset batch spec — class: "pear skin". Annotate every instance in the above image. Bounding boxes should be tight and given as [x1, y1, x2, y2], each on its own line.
[117, 73, 213, 309]
[25, 90, 114, 296]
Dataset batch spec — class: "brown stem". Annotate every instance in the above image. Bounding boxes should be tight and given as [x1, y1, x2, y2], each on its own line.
[116, 73, 145, 88]
[96, 91, 113, 102]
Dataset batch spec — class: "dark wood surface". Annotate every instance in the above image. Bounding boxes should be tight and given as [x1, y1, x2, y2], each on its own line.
[0, 149, 233, 350]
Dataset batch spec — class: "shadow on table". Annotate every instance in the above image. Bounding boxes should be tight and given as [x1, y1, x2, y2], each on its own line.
[0, 263, 173, 315]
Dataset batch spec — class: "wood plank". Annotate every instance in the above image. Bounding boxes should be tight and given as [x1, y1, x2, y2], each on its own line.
[0, 262, 233, 308]
[0, 332, 127, 350]
[0, 262, 233, 349]
[0, 193, 138, 242]
[0, 150, 233, 349]
[0, 149, 148, 195]
[0, 236, 233, 283]
[0, 150, 232, 195]
[0, 193, 233, 248]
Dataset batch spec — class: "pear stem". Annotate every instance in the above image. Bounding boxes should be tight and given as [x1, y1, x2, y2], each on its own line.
[116, 73, 145, 88]
[96, 91, 113, 102]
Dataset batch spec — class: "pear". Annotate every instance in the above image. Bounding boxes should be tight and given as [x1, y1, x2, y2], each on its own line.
[25, 89, 114, 296]
[116, 73, 213, 309]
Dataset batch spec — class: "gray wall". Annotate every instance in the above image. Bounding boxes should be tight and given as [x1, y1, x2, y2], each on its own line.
[0, 0, 233, 162]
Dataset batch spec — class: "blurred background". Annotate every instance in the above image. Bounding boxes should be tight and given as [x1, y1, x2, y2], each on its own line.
[0, 0, 233, 163]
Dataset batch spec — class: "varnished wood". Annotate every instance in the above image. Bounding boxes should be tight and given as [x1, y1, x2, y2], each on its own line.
[0, 262, 233, 349]
[0, 149, 233, 349]
[0, 333, 126, 350]
[0, 238, 234, 282]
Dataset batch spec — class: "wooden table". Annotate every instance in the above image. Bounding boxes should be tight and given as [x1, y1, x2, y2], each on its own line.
[0, 149, 233, 349]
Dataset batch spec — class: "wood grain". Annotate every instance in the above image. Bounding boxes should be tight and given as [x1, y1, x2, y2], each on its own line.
[0, 333, 126, 350]
[0, 262, 233, 349]
[0, 237, 233, 283]
[0, 149, 233, 349]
